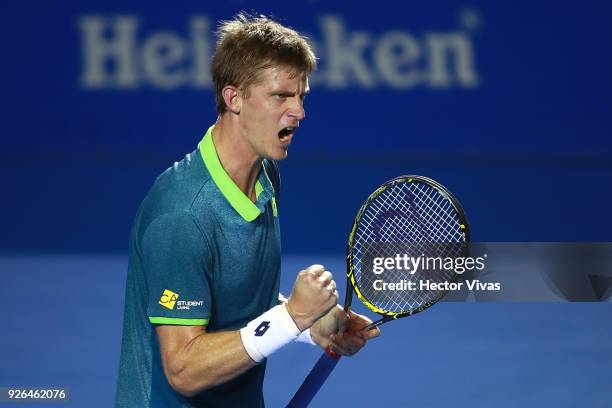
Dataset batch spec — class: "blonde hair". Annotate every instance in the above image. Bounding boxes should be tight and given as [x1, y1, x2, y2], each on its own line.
[212, 13, 317, 114]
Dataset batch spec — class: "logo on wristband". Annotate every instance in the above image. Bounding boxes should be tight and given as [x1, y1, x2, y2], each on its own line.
[254, 321, 271, 336]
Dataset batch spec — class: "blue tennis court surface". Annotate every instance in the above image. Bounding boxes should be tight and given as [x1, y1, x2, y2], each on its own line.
[1, 255, 610, 407]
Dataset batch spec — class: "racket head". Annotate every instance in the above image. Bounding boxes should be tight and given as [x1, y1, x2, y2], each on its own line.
[345, 175, 470, 323]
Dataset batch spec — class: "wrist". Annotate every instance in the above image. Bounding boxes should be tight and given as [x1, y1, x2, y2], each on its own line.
[285, 299, 311, 331]
[240, 304, 301, 363]
[296, 327, 317, 346]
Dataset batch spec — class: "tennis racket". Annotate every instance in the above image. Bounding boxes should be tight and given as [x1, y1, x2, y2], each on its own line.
[286, 175, 470, 407]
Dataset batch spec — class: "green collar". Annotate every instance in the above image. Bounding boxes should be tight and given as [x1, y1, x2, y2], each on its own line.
[198, 125, 273, 222]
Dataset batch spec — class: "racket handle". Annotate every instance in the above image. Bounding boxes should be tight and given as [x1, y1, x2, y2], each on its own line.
[285, 348, 341, 408]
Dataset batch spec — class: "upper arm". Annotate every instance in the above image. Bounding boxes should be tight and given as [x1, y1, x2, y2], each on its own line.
[156, 324, 206, 375]
[140, 213, 256, 395]
[141, 212, 213, 382]
[141, 212, 213, 326]
[156, 324, 207, 355]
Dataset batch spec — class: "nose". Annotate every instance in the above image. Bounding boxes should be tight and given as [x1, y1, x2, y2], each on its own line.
[288, 99, 306, 121]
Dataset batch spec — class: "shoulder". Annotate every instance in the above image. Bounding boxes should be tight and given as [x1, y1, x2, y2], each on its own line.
[140, 211, 209, 254]
[153, 150, 212, 206]
[140, 150, 215, 216]
[133, 150, 216, 242]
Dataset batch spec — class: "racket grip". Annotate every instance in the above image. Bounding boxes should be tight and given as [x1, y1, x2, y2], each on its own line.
[285, 348, 341, 408]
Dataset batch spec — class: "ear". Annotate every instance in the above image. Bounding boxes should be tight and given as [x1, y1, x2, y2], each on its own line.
[221, 85, 241, 114]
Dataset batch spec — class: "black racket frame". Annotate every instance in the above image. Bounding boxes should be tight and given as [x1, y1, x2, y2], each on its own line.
[343, 175, 471, 330]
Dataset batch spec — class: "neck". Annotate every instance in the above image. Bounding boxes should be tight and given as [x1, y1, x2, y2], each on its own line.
[211, 114, 261, 201]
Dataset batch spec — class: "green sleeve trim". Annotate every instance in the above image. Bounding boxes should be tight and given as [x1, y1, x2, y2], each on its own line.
[149, 316, 209, 326]
[198, 125, 262, 222]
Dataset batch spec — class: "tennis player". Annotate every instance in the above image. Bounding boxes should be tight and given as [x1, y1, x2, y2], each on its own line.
[115, 13, 379, 407]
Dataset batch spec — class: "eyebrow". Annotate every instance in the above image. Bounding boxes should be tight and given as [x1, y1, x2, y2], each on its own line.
[270, 89, 310, 97]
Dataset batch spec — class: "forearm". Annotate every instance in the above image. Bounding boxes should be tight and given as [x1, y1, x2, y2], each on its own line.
[160, 267, 339, 396]
[158, 328, 255, 397]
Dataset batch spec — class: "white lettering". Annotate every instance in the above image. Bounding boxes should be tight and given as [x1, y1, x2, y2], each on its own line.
[466, 280, 500, 291]
[78, 15, 139, 88]
[77, 14, 480, 91]
[374, 31, 421, 88]
[142, 32, 187, 89]
[419, 280, 463, 291]
[320, 16, 374, 88]
[191, 16, 213, 88]
[427, 32, 479, 88]
[373, 257, 384, 274]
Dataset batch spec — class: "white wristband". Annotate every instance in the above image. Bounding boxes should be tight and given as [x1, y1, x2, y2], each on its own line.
[296, 328, 316, 346]
[240, 304, 301, 363]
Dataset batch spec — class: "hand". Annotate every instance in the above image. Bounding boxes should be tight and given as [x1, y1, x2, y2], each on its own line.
[286, 265, 339, 331]
[310, 305, 380, 356]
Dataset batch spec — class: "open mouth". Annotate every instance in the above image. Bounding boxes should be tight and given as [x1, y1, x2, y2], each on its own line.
[278, 126, 297, 142]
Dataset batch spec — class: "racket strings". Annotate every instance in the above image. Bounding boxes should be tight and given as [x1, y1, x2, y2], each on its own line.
[351, 182, 466, 314]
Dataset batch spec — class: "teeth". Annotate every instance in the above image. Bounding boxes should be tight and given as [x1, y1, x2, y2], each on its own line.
[279, 127, 296, 140]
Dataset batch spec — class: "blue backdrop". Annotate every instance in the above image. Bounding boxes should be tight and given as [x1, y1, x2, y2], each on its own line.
[1, 1, 611, 407]
[3, 0, 611, 253]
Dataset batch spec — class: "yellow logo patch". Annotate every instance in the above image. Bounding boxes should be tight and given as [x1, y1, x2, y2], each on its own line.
[159, 289, 179, 310]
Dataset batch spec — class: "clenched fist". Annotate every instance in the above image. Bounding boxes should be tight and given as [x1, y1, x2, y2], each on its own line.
[286, 265, 339, 331]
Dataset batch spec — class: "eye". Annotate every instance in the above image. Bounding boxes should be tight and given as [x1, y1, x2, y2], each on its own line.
[274, 94, 286, 101]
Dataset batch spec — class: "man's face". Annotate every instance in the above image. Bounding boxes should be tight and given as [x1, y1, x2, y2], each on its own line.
[237, 67, 309, 161]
